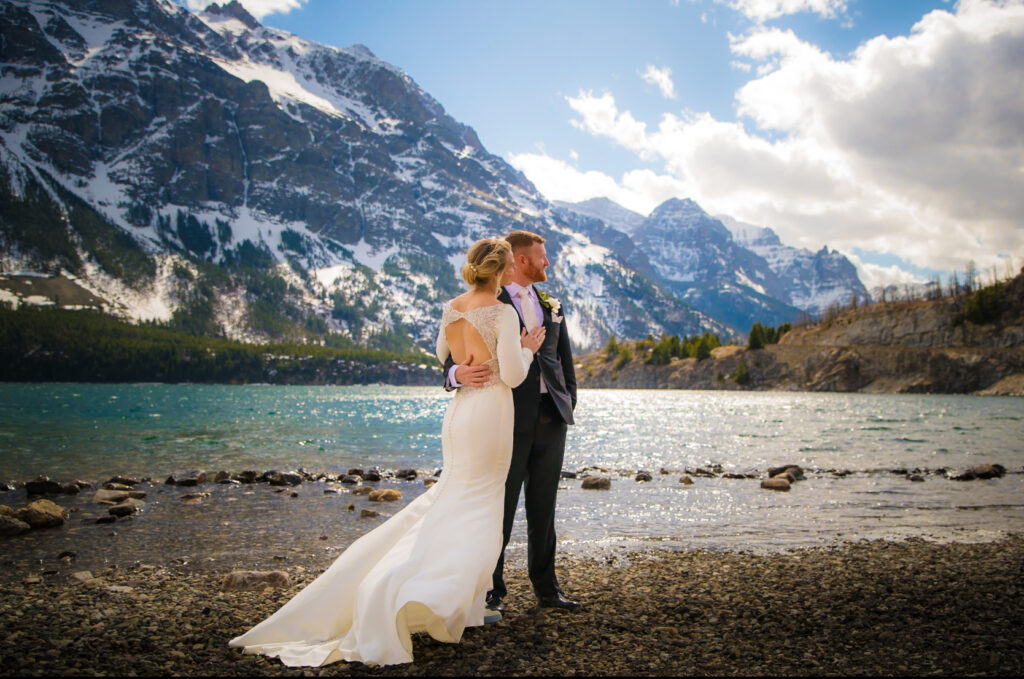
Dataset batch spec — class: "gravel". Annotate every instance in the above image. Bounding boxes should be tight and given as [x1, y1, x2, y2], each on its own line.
[2, 536, 1022, 676]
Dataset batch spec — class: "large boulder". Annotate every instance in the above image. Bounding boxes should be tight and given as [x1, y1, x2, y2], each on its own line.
[220, 570, 290, 592]
[0, 515, 31, 536]
[581, 476, 611, 490]
[16, 499, 67, 528]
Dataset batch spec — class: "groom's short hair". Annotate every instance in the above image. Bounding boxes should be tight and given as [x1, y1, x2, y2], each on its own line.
[506, 230, 545, 252]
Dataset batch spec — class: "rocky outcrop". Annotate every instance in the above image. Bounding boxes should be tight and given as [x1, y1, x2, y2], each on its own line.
[577, 272, 1024, 395]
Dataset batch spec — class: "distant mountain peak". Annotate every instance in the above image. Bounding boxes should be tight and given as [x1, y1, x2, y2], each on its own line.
[649, 197, 707, 220]
[203, 1, 260, 29]
[552, 197, 645, 234]
[349, 43, 377, 60]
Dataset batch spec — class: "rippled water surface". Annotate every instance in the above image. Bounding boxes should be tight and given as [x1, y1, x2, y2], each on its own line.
[1, 384, 1022, 573]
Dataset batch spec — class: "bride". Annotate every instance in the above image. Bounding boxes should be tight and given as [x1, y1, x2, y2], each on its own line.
[229, 238, 545, 666]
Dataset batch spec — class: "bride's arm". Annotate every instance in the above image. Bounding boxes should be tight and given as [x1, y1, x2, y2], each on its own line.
[436, 321, 450, 365]
[497, 306, 533, 388]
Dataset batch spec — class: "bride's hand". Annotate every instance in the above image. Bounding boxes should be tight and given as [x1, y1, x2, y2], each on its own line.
[520, 326, 546, 354]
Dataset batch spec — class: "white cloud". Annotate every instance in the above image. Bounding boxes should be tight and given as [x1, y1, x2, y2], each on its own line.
[640, 64, 678, 99]
[507, 152, 688, 216]
[526, 0, 1024, 286]
[845, 253, 929, 292]
[182, 0, 307, 20]
[719, 0, 848, 23]
[567, 91, 654, 158]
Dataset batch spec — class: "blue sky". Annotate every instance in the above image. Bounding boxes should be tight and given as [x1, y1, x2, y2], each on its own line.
[185, 0, 1024, 289]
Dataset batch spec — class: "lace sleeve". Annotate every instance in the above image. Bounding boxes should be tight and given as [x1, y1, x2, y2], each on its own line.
[496, 305, 533, 389]
[436, 317, 450, 365]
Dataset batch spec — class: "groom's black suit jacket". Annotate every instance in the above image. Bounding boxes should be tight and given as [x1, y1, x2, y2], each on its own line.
[444, 286, 577, 432]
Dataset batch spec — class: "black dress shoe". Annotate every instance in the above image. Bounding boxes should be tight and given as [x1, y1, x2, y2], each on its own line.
[485, 592, 505, 614]
[537, 591, 579, 610]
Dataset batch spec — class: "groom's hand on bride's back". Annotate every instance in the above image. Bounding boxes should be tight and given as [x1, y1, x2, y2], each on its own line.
[454, 354, 492, 387]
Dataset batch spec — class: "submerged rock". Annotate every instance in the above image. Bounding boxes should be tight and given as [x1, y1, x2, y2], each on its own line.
[267, 471, 303, 487]
[108, 498, 144, 517]
[768, 465, 804, 480]
[352, 486, 374, 496]
[760, 477, 791, 491]
[0, 515, 31, 536]
[582, 476, 612, 490]
[368, 489, 402, 502]
[93, 489, 145, 504]
[25, 477, 62, 496]
[107, 476, 140, 486]
[679, 476, 694, 485]
[635, 471, 653, 482]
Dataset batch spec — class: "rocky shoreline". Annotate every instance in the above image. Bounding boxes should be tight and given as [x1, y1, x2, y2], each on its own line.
[1, 536, 1021, 676]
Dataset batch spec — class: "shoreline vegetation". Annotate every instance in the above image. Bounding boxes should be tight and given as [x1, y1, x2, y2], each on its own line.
[2, 269, 1022, 395]
[2, 532, 1021, 676]
[0, 306, 438, 385]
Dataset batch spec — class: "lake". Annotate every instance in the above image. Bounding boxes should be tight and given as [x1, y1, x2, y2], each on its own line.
[1, 384, 1021, 575]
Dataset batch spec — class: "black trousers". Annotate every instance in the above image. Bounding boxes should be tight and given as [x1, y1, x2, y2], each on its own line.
[490, 393, 567, 599]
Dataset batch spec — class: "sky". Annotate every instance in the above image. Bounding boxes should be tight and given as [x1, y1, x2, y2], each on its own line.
[181, 0, 1024, 290]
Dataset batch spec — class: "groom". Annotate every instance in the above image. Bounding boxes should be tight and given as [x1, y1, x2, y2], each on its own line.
[444, 229, 579, 613]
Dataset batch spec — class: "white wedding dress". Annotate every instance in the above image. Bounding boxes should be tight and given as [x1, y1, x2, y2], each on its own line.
[229, 302, 532, 666]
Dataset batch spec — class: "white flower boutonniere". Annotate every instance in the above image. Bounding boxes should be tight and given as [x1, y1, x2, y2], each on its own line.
[537, 289, 562, 321]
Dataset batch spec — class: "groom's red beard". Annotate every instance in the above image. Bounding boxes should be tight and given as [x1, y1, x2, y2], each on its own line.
[521, 261, 547, 283]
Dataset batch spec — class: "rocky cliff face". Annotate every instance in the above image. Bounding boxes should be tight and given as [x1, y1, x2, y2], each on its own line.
[577, 272, 1024, 395]
[0, 0, 728, 351]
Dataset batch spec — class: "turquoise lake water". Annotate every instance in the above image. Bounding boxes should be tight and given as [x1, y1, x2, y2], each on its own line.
[1, 384, 1022, 575]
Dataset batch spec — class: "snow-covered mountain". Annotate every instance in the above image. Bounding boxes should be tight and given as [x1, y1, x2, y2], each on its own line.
[556, 197, 870, 329]
[552, 197, 645, 235]
[0, 0, 730, 350]
[718, 215, 870, 315]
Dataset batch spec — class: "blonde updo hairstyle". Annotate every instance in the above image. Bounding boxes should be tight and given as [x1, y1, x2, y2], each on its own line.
[462, 238, 512, 288]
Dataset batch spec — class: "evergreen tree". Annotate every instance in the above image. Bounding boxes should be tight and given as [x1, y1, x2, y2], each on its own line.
[748, 322, 766, 350]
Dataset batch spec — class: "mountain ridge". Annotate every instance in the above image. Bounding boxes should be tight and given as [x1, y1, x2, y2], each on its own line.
[1, 0, 861, 355]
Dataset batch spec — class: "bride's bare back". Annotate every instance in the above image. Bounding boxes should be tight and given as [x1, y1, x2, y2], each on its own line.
[445, 293, 503, 366]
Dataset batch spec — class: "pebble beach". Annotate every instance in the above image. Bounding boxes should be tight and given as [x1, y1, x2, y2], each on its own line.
[2, 533, 1022, 676]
